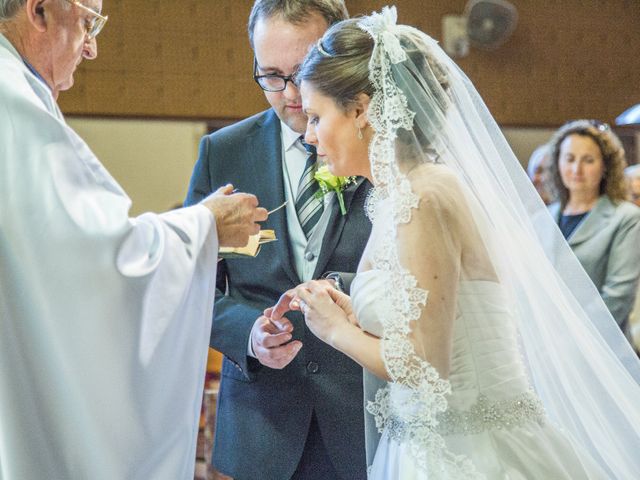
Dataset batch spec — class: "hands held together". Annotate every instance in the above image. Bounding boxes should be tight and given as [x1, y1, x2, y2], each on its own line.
[250, 280, 359, 369]
[271, 280, 358, 347]
[201, 184, 359, 368]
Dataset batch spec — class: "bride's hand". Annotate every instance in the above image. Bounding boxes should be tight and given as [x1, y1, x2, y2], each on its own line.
[268, 280, 351, 319]
[324, 287, 360, 327]
[269, 281, 356, 346]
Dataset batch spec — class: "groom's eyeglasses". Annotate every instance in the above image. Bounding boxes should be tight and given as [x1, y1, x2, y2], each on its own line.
[253, 58, 298, 92]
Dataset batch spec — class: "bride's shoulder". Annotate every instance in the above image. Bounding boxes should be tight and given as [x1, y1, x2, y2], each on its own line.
[407, 162, 464, 205]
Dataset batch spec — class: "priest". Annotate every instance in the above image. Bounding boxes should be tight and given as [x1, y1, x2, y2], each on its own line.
[0, 1, 267, 478]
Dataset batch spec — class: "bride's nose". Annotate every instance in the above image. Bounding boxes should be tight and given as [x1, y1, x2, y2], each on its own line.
[304, 123, 318, 146]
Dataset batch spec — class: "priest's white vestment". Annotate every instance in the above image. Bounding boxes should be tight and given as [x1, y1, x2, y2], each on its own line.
[0, 34, 219, 479]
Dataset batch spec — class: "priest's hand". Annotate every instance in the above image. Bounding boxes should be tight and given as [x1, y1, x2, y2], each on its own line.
[202, 184, 268, 247]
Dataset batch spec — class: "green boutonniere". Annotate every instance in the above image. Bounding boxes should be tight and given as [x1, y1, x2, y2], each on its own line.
[314, 164, 357, 215]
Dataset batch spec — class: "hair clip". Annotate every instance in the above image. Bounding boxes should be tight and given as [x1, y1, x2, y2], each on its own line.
[316, 39, 333, 57]
[315, 39, 352, 58]
[588, 119, 610, 132]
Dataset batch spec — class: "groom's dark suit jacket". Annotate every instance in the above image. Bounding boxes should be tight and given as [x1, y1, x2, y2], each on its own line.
[185, 109, 371, 480]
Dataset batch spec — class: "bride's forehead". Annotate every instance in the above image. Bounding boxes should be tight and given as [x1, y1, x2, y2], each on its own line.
[300, 82, 321, 103]
[301, 83, 342, 110]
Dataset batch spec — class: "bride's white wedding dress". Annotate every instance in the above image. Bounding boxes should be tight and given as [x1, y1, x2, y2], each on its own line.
[298, 6, 640, 478]
[352, 271, 608, 479]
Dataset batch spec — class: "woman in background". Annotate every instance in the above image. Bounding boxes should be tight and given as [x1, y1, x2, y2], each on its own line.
[547, 120, 640, 328]
[527, 143, 555, 204]
[629, 286, 640, 354]
[624, 164, 640, 353]
[625, 163, 640, 207]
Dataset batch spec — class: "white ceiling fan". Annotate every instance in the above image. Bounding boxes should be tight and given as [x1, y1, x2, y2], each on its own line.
[442, 0, 518, 58]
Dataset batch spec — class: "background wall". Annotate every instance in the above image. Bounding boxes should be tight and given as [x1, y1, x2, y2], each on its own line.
[60, 0, 638, 215]
[60, 0, 640, 126]
[67, 118, 207, 214]
[67, 116, 556, 215]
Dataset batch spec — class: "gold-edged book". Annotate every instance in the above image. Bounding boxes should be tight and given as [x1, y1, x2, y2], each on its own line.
[219, 230, 277, 258]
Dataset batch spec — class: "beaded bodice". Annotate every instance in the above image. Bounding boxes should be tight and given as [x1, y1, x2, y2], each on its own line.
[353, 271, 547, 437]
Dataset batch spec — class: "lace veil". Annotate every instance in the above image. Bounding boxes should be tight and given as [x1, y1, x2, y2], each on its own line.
[306, 6, 640, 478]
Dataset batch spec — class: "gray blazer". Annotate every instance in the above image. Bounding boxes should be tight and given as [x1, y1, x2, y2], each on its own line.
[549, 196, 640, 326]
[185, 109, 371, 480]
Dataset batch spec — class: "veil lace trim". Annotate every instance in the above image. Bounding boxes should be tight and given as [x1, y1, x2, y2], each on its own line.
[360, 7, 417, 225]
[359, 7, 483, 478]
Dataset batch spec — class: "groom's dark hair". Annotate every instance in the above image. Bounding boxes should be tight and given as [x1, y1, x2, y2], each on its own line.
[248, 0, 348, 48]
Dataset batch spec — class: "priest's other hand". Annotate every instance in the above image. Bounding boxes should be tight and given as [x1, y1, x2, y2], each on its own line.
[202, 184, 268, 247]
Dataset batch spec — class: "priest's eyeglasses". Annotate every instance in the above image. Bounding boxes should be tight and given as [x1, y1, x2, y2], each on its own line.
[253, 58, 298, 92]
[65, 0, 109, 40]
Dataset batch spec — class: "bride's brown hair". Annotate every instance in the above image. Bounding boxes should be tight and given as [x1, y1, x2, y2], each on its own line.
[297, 19, 375, 111]
[298, 19, 452, 161]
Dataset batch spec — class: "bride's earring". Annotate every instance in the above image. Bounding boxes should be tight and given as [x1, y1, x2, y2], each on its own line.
[357, 127, 363, 140]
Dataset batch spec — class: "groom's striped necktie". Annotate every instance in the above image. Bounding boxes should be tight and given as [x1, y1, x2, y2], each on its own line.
[296, 138, 324, 239]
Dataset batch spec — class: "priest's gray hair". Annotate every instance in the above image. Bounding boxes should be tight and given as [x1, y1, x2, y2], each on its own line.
[0, 0, 26, 20]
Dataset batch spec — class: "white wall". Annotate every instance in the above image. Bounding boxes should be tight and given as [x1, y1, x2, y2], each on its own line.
[67, 118, 553, 216]
[67, 117, 207, 216]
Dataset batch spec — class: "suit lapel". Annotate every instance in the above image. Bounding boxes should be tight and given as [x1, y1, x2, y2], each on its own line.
[254, 112, 301, 286]
[568, 196, 615, 246]
[313, 177, 368, 278]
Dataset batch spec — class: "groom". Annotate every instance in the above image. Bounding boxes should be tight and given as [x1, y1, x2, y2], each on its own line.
[185, 1, 371, 479]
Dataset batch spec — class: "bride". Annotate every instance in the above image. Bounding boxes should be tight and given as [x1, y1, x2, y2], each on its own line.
[268, 7, 640, 479]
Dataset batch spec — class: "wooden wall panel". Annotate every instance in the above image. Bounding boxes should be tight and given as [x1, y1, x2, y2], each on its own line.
[59, 0, 640, 126]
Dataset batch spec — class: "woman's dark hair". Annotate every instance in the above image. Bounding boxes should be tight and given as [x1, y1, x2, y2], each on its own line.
[297, 19, 375, 111]
[298, 19, 452, 162]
